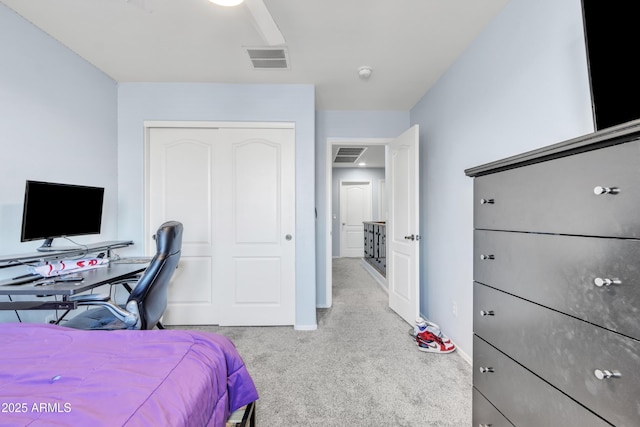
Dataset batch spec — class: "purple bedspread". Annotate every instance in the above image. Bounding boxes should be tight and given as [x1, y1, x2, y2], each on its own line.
[0, 323, 258, 427]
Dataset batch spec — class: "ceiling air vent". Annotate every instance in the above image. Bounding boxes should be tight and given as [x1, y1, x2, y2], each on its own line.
[246, 47, 289, 69]
[334, 147, 366, 164]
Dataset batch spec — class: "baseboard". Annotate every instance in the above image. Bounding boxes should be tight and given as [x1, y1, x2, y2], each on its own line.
[294, 324, 318, 331]
[359, 258, 387, 293]
[420, 314, 472, 366]
[454, 343, 472, 365]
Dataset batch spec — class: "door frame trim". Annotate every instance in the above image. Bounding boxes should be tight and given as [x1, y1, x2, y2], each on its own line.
[325, 137, 391, 308]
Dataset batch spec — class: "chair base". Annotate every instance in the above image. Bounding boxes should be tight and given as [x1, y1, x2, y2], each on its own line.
[62, 307, 129, 330]
[226, 401, 256, 427]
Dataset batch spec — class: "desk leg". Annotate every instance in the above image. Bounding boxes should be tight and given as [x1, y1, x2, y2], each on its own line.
[55, 310, 72, 325]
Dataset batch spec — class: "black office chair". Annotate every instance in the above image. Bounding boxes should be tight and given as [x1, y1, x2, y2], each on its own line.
[62, 221, 183, 330]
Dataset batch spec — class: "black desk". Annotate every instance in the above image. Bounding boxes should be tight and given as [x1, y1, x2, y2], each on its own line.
[0, 263, 146, 311]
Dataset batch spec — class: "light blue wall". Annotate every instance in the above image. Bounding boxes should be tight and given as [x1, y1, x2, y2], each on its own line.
[0, 4, 118, 322]
[410, 0, 594, 356]
[331, 167, 385, 257]
[315, 111, 409, 307]
[117, 83, 317, 329]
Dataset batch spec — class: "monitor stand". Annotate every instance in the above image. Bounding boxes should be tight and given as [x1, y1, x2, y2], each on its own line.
[36, 238, 78, 253]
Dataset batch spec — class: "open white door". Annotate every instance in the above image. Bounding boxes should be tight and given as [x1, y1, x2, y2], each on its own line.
[387, 125, 420, 325]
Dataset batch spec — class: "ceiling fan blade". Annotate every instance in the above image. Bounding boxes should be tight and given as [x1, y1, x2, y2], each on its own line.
[244, 0, 285, 46]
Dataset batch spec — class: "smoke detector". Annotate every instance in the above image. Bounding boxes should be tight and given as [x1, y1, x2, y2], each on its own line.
[358, 66, 372, 80]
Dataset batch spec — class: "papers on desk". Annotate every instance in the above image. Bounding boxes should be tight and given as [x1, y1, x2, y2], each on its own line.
[29, 258, 109, 277]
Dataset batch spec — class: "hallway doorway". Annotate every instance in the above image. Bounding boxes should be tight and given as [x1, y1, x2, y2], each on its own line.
[325, 126, 420, 326]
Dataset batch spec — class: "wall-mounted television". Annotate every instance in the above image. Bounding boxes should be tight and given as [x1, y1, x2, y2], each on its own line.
[581, 0, 640, 130]
[20, 180, 105, 251]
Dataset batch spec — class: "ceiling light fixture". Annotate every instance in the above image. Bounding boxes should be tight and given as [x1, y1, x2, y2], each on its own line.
[209, 0, 244, 6]
[358, 66, 372, 80]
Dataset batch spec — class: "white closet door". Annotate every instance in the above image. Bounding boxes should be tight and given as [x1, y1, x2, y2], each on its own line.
[215, 128, 295, 326]
[147, 125, 295, 326]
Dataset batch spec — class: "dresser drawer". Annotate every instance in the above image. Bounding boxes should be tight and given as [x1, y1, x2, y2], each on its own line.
[472, 387, 514, 427]
[474, 230, 640, 340]
[473, 336, 610, 427]
[474, 283, 640, 427]
[474, 139, 640, 237]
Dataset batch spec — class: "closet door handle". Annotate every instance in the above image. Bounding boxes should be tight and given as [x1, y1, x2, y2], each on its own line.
[480, 198, 495, 204]
[479, 367, 494, 373]
[480, 310, 495, 317]
[479, 254, 494, 260]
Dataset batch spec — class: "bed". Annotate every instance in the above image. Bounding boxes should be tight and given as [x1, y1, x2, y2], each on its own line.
[0, 323, 258, 427]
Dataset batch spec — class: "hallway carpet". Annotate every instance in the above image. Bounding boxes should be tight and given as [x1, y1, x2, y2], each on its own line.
[179, 257, 472, 426]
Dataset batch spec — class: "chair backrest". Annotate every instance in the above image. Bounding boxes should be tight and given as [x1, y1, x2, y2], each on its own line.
[127, 221, 183, 329]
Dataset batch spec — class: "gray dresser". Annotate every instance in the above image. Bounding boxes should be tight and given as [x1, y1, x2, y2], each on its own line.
[363, 221, 386, 276]
[465, 121, 640, 427]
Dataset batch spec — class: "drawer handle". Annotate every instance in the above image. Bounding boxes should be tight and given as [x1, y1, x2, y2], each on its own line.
[594, 277, 622, 287]
[479, 198, 495, 204]
[479, 367, 494, 373]
[593, 186, 619, 195]
[479, 254, 495, 260]
[480, 310, 495, 316]
[594, 369, 621, 380]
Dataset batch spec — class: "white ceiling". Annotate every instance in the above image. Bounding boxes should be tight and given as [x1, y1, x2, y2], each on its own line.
[1, 0, 510, 111]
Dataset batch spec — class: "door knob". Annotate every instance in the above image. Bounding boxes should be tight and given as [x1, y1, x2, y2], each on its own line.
[404, 235, 415, 241]
[480, 198, 495, 204]
[479, 367, 494, 373]
[285, 234, 292, 241]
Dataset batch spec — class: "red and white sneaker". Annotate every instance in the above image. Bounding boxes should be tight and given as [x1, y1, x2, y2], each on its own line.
[409, 317, 451, 344]
[415, 330, 456, 354]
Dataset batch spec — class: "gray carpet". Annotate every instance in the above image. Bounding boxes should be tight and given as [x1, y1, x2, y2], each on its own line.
[178, 258, 472, 426]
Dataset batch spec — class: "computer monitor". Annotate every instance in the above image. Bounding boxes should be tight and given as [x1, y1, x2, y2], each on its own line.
[20, 180, 105, 252]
